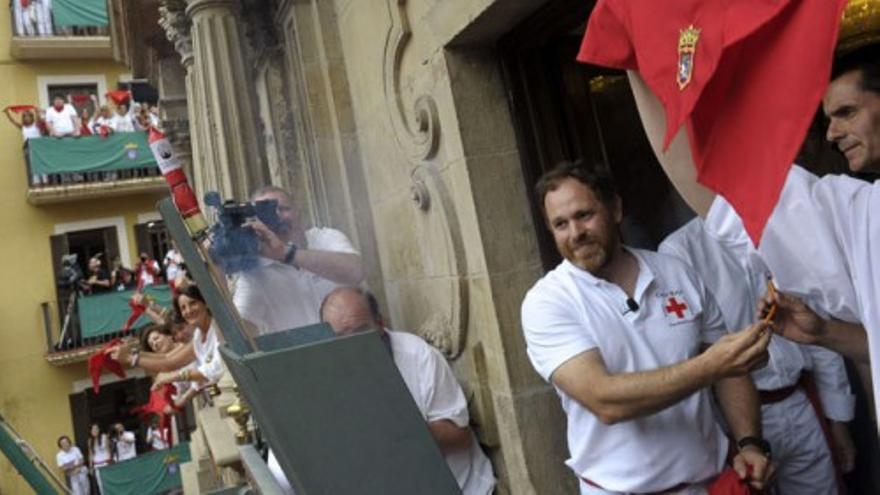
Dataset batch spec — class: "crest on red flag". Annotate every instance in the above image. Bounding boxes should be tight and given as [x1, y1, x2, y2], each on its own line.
[677, 25, 701, 90]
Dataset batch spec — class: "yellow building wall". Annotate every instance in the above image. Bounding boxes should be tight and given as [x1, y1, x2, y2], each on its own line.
[0, 6, 166, 494]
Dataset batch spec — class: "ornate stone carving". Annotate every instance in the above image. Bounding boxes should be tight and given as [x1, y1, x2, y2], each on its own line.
[408, 165, 469, 359]
[382, 0, 441, 163]
[159, 0, 193, 66]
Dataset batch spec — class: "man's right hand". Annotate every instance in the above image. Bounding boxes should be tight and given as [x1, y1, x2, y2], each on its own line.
[702, 322, 771, 379]
[757, 291, 825, 346]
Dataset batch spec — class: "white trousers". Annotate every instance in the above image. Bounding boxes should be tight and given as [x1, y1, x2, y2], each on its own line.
[69, 468, 91, 495]
[762, 389, 837, 495]
[13, 2, 36, 36]
[35, 0, 52, 36]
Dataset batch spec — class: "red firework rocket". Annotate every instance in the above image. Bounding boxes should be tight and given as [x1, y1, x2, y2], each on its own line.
[148, 127, 208, 234]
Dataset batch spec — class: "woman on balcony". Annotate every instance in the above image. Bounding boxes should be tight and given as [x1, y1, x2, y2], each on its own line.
[151, 285, 225, 390]
[87, 423, 111, 494]
[110, 284, 224, 400]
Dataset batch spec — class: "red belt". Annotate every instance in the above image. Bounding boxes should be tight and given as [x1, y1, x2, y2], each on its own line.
[581, 477, 692, 494]
[757, 382, 800, 404]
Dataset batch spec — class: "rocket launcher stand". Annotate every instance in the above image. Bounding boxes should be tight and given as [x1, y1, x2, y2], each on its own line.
[158, 198, 461, 495]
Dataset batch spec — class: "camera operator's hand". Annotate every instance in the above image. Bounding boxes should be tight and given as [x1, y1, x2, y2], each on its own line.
[246, 218, 287, 261]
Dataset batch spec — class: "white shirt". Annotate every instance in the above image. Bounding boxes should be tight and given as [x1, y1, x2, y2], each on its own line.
[193, 320, 225, 384]
[115, 431, 136, 461]
[90, 435, 112, 466]
[113, 112, 135, 133]
[147, 426, 168, 450]
[521, 248, 728, 493]
[22, 124, 41, 141]
[56, 447, 86, 474]
[660, 218, 855, 421]
[92, 115, 116, 134]
[137, 260, 160, 287]
[706, 164, 880, 425]
[388, 330, 496, 495]
[164, 249, 182, 282]
[233, 227, 358, 334]
[45, 104, 78, 135]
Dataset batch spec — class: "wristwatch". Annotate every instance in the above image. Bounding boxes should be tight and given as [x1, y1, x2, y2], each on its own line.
[737, 436, 772, 458]
[283, 242, 299, 266]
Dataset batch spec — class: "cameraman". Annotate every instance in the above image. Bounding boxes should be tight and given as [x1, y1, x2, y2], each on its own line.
[84, 256, 112, 295]
[233, 186, 364, 335]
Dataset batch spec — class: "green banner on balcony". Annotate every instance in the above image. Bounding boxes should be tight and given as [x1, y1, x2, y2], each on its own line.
[53, 0, 109, 28]
[98, 442, 191, 495]
[78, 285, 173, 338]
[28, 132, 157, 175]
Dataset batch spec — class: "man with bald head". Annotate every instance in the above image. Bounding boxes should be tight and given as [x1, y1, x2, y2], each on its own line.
[233, 185, 364, 336]
[318, 287, 496, 495]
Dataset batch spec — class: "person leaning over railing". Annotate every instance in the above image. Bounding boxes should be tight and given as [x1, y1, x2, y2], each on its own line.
[110, 284, 226, 399]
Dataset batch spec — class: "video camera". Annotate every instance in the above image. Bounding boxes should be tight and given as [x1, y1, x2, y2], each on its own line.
[204, 192, 284, 273]
[57, 253, 84, 290]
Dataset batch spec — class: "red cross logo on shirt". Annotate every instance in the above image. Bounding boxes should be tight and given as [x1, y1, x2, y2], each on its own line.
[665, 297, 688, 319]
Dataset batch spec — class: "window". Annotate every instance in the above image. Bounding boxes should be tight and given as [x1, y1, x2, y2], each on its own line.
[37, 75, 107, 109]
[47, 82, 99, 116]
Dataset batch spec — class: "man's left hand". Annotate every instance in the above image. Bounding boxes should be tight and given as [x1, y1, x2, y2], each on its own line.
[246, 218, 286, 261]
[733, 446, 775, 490]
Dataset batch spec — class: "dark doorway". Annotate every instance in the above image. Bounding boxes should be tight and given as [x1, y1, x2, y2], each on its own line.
[499, 0, 692, 271]
[49, 227, 119, 348]
[133, 220, 172, 282]
[69, 377, 152, 461]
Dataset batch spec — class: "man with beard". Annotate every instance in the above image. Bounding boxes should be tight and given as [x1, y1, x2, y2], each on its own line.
[233, 185, 364, 335]
[520, 161, 773, 494]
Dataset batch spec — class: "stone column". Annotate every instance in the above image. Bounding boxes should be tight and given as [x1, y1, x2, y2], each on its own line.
[186, 0, 265, 199]
[160, 0, 213, 197]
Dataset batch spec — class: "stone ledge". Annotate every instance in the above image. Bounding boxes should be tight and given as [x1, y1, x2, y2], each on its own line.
[10, 36, 113, 60]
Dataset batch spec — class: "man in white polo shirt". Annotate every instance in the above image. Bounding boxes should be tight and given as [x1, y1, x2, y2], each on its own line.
[44, 94, 79, 137]
[233, 185, 364, 335]
[521, 162, 773, 494]
[660, 218, 856, 494]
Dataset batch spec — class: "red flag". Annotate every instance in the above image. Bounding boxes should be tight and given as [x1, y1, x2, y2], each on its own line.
[122, 297, 147, 332]
[578, 0, 847, 244]
[5, 105, 35, 114]
[88, 339, 126, 394]
[105, 90, 131, 106]
[707, 468, 752, 495]
[132, 384, 178, 445]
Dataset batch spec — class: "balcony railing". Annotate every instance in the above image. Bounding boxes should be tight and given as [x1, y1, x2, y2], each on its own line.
[9, 3, 113, 59]
[42, 284, 173, 365]
[24, 133, 166, 204]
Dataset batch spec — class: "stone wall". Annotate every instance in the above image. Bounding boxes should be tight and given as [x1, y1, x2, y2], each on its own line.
[325, 0, 574, 492]
[154, 0, 576, 492]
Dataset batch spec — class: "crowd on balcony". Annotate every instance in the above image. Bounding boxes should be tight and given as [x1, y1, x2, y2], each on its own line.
[57, 418, 171, 495]
[11, 0, 108, 37]
[3, 92, 161, 186]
